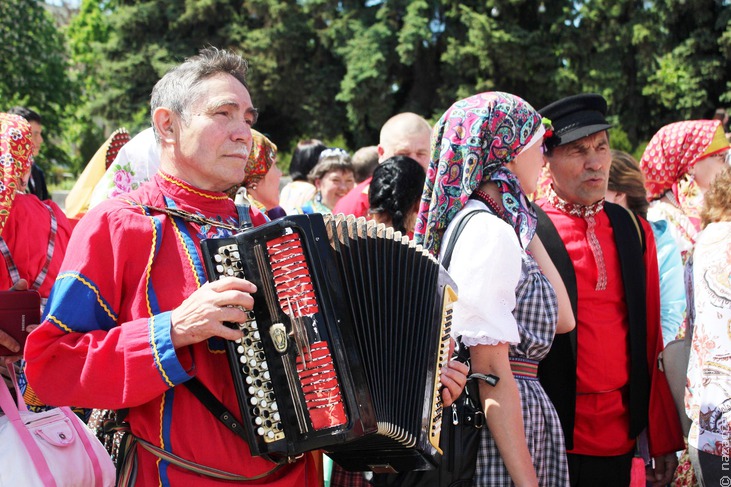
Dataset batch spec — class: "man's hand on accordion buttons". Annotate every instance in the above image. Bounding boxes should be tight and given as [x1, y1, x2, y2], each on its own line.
[170, 277, 257, 349]
[440, 339, 469, 407]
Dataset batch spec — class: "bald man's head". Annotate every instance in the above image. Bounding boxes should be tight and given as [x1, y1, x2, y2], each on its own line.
[378, 112, 432, 169]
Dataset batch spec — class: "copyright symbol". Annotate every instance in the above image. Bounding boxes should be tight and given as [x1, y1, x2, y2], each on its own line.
[720, 475, 730, 487]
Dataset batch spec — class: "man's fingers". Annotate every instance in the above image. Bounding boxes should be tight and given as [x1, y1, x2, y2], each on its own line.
[0, 329, 20, 354]
[207, 276, 257, 295]
[217, 305, 253, 325]
[10, 279, 28, 291]
[214, 289, 256, 310]
[214, 323, 244, 342]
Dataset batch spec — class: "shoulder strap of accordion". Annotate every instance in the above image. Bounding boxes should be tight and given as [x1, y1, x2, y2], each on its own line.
[235, 203, 253, 230]
[440, 208, 489, 270]
[182, 377, 249, 443]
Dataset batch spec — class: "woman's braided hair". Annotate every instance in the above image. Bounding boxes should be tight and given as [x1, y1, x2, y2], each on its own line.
[368, 156, 425, 233]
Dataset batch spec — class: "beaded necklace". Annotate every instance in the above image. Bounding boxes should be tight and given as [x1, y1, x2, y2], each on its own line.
[472, 189, 506, 221]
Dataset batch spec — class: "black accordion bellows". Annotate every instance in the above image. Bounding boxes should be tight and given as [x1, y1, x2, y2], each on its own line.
[200, 213, 457, 473]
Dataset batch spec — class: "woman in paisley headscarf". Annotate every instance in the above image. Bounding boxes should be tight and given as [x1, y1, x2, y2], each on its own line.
[415, 92, 574, 486]
[233, 129, 286, 220]
[640, 119, 731, 263]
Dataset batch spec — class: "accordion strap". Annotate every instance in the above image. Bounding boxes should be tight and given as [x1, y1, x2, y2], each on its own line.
[137, 202, 253, 232]
[115, 379, 286, 485]
[129, 434, 285, 483]
[183, 378, 248, 442]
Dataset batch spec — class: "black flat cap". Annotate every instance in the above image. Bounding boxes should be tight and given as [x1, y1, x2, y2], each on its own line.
[539, 94, 612, 149]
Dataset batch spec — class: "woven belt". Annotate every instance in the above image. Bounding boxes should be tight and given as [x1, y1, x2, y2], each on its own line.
[509, 357, 539, 380]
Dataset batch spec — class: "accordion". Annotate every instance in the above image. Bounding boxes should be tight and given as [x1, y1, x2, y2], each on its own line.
[200, 213, 457, 473]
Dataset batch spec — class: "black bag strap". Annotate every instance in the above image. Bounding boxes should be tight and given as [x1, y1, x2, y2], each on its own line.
[441, 208, 489, 269]
[440, 208, 500, 388]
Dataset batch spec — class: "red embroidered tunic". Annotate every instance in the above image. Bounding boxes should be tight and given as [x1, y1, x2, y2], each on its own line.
[540, 201, 683, 457]
[24, 172, 320, 486]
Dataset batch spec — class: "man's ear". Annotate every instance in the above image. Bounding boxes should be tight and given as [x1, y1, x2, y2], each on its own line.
[152, 107, 176, 144]
[376, 145, 386, 161]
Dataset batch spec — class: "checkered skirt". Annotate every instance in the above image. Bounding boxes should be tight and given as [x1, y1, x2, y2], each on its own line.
[472, 252, 570, 486]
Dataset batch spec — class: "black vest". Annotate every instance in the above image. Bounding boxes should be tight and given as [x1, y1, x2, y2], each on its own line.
[534, 201, 650, 450]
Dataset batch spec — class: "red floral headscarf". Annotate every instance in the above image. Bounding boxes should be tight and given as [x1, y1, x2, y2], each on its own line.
[243, 130, 277, 187]
[0, 113, 34, 236]
[641, 120, 728, 200]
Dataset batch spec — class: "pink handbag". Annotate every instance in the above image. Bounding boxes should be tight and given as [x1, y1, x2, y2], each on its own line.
[0, 366, 116, 487]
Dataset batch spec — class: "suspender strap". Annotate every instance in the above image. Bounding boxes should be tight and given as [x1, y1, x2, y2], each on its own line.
[0, 202, 57, 293]
[31, 203, 57, 291]
[0, 237, 20, 284]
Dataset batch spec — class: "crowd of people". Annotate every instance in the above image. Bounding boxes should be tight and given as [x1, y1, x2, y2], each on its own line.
[0, 46, 729, 487]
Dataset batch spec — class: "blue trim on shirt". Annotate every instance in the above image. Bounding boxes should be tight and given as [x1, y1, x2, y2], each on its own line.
[158, 388, 175, 487]
[43, 271, 118, 332]
[148, 311, 191, 387]
[164, 196, 207, 285]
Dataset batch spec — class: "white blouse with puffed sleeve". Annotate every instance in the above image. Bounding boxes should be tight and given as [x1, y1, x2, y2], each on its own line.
[439, 199, 521, 347]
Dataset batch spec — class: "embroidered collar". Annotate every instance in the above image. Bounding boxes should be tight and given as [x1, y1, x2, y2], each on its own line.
[158, 171, 230, 201]
[546, 186, 608, 291]
[547, 187, 604, 218]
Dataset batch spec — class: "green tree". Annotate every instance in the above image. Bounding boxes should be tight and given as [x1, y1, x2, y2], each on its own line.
[641, 0, 730, 128]
[0, 0, 77, 171]
[59, 0, 731, 161]
[65, 0, 114, 173]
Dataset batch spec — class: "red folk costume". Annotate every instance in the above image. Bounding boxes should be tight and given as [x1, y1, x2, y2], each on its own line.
[24, 172, 320, 486]
[537, 194, 683, 458]
[0, 113, 71, 302]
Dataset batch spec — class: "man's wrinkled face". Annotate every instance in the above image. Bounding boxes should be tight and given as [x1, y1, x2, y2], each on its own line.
[546, 131, 611, 206]
[169, 73, 257, 192]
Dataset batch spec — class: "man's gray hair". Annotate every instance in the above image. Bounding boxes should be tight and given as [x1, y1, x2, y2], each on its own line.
[150, 47, 250, 141]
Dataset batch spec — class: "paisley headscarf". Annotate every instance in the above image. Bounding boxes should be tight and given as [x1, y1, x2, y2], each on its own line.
[243, 130, 277, 187]
[415, 92, 545, 256]
[0, 113, 34, 236]
[640, 120, 730, 232]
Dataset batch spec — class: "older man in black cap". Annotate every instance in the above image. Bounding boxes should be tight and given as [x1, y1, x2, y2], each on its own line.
[534, 94, 683, 486]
